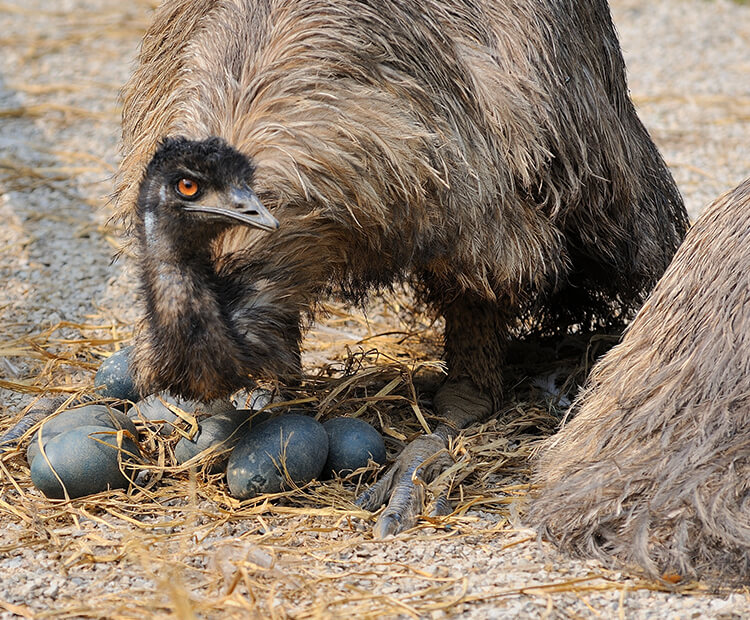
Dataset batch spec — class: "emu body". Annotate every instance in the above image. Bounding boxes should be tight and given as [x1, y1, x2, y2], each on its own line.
[530, 178, 750, 584]
[117, 0, 688, 535]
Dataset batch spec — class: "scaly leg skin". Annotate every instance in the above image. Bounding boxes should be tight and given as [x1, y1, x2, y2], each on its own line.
[356, 293, 507, 537]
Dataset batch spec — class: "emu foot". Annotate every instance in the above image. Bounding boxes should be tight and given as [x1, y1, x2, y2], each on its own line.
[356, 379, 493, 537]
[355, 433, 453, 537]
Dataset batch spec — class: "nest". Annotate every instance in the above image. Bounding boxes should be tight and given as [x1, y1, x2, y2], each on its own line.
[0, 297, 705, 618]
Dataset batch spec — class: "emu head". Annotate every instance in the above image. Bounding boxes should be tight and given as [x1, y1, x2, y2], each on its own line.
[136, 136, 278, 241]
[130, 137, 300, 401]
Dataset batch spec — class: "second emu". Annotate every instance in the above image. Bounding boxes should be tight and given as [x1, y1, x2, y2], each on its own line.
[115, 0, 688, 536]
[530, 178, 750, 585]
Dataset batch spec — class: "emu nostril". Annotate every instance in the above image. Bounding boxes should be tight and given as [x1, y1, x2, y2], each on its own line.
[231, 187, 280, 230]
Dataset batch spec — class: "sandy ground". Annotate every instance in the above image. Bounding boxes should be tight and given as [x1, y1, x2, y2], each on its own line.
[0, 0, 749, 617]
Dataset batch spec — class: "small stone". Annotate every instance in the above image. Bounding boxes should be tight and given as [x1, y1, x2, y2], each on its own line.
[30, 425, 142, 499]
[26, 405, 138, 466]
[322, 417, 386, 478]
[226, 414, 328, 499]
[42, 580, 60, 598]
[93, 346, 140, 402]
[174, 409, 270, 471]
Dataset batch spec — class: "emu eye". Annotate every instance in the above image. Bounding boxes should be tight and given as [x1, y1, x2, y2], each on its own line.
[176, 178, 199, 198]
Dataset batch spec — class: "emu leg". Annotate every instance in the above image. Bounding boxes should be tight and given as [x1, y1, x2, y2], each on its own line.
[356, 293, 506, 537]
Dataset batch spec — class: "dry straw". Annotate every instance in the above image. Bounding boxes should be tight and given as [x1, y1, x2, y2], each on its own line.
[0, 1, 736, 615]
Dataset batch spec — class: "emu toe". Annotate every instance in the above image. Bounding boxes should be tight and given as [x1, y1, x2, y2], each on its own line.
[355, 433, 451, 537]
[356, 379, 493, 537]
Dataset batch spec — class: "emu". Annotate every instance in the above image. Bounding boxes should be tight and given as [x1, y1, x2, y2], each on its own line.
[530, 178, 750, 585]
[116, 0, 688, 536]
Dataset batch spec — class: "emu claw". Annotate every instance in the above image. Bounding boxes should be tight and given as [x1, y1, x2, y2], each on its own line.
[355, 433, 453, 537]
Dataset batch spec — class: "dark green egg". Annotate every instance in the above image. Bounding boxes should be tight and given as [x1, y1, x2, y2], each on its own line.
[26, 405, 137, 466]
[130, 393, 234, 436]
[129, 393, 196, 435]
[174, 409, 270, 471]
[30, 425, 141, 499]
[322, 417, 386, 478]
[226, 414, 328, 499]
[94, 346, 140, 402]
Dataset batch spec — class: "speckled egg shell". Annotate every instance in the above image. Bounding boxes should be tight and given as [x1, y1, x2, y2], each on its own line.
[174, 409, 270, 471]
[94, 346, 140, 402]
[129, 393, 196, 436]
[226, 414, 329, 499]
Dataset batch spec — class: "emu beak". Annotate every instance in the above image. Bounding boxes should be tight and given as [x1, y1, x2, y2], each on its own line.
[183, 187, 279, 231]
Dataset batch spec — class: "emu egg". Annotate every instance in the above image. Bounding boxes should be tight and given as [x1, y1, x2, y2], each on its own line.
[322, 417, 386, 478]
[94, 346, 140, 402]
[27, 404, 137, 465]
[226, 414, 329, 499]
[174, 409, 268, 470]
[30, 425, 141, 499]
[130, 393, 196, 436]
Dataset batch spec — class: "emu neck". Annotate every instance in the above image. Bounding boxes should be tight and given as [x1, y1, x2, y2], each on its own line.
[140, 208, 223, 327]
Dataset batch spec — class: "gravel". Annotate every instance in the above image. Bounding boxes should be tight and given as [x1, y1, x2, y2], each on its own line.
[0, 0, 748, 617]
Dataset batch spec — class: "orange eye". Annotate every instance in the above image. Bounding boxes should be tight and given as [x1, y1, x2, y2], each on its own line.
[176, 178, 199, 197]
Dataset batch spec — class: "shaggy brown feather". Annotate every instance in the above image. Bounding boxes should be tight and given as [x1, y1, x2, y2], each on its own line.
[116, 0, 687, 401]
[530, 178, 750, 585]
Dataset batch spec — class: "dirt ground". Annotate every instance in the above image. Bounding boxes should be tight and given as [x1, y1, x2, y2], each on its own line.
[0, 0, 749, 618]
